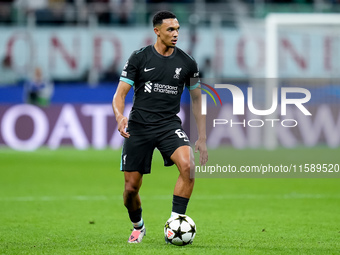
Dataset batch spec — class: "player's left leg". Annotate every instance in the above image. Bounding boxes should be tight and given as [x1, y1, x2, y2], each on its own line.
[170, 145, 195, 216]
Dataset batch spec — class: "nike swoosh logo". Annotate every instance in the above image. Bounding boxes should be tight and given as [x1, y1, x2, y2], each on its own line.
[144, 67, 155, 72]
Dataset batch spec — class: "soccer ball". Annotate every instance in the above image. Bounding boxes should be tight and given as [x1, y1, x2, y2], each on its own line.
[164, 215, 196, 246]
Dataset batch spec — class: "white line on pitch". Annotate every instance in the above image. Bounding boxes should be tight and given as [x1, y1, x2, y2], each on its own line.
[0, 193, 339, 202]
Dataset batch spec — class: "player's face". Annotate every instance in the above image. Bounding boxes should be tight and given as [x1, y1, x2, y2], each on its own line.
[155, 18, 180, 48]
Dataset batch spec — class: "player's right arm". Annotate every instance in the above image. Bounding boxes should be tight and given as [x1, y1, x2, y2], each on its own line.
[112, 81, 132, 138]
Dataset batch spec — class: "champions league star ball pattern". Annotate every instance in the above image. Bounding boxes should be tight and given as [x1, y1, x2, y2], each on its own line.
[164, 215, 196, 246]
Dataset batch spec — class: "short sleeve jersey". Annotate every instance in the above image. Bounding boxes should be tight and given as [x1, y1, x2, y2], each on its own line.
[120, 45, 199, 133]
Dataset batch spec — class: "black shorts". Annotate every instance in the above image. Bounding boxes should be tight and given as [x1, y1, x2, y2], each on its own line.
[120, 127, 190, 174]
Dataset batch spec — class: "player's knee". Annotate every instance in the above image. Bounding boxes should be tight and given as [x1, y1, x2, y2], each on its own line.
[124, 182, 139, 197]
[178, 159, 194, 179]
[179, 160, 190, 172]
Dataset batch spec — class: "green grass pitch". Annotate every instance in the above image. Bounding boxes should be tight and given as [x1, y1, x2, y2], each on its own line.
[1, 147, 340, 254]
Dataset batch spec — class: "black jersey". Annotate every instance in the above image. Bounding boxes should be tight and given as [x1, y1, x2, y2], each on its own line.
[120, 45, 199, 133]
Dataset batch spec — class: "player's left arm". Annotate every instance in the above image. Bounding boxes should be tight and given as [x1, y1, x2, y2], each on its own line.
[189, 87, 208, 166]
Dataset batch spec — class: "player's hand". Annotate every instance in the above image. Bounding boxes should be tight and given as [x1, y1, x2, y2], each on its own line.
[195, 138, 208, 166]
[117, 116, 130, 138]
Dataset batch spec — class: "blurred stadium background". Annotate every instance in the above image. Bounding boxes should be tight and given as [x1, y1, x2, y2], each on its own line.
[0, 0, 339, 150]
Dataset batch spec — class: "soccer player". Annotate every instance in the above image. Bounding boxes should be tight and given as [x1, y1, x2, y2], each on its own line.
[112, 10, 208, 243]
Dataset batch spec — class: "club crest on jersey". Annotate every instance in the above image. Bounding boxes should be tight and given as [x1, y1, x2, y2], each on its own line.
[144, 81, 152, 93]
[173, 68, 182, 79]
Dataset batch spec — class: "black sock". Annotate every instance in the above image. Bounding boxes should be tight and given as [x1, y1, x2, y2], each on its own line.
[172, 195, 189, 215]
[128, 208, 143, 229]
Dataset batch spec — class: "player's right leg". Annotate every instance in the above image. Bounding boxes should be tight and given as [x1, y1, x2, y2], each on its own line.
[120, 129, 155, 243]
[124, 171, 146, 243]
[124, 171, 143, 212]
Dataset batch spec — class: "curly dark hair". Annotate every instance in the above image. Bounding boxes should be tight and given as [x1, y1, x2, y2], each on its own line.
[152, 11, 177, 27]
